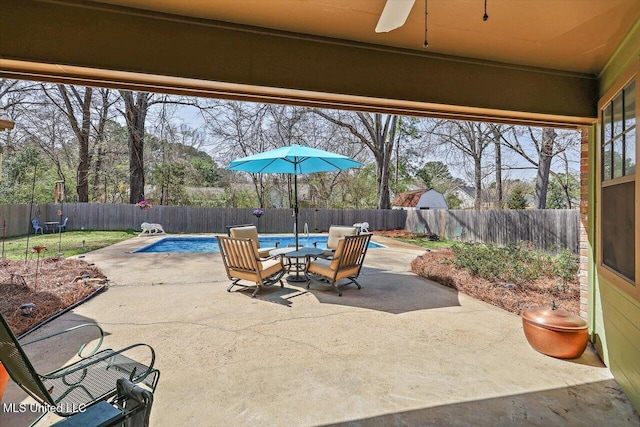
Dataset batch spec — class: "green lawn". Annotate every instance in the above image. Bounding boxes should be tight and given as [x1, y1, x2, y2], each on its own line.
[395, 237, 456, 250]
[2, 230, 139, 260]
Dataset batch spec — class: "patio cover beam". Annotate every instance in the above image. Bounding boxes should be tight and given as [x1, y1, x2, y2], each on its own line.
[0, 0, 598, 126]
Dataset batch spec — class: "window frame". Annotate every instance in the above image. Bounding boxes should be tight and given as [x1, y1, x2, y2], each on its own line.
[597, 62, 640, 302]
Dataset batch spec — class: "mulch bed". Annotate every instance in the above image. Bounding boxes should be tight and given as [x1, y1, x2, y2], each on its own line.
[373, 229, 417, 239]
[0, 258, 106, 336]
[411, 249, 580, 315]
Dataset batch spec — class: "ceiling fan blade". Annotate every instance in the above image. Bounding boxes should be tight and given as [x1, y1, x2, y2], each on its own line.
[375, 0, 416, 33]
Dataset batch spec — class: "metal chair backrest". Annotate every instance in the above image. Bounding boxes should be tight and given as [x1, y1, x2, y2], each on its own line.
[217, 236, 261, 274]
[0, 312, 54, 405]
[332, 234, 371, 273]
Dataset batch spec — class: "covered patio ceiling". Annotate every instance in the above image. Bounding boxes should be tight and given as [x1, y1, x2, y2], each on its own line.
[93, 0, 640, 75]
[1, 0, 640, 126]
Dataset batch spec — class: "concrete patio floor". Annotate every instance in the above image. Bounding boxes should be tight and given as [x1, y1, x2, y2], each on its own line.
[2, 235, 639, 426]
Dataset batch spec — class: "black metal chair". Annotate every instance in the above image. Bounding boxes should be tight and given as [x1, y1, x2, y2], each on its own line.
[51, 378, 155, 427]
[0, 312, 159, 426]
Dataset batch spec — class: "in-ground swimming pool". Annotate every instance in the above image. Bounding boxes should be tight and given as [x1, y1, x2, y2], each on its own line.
[133, 235, 385, 253]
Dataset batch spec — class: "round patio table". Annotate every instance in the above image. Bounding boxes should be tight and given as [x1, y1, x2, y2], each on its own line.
[271, 247, 324, 283]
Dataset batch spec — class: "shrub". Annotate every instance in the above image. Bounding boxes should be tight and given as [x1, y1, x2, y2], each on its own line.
[451, 242, 577, 286]
[552, 249, 579, 291]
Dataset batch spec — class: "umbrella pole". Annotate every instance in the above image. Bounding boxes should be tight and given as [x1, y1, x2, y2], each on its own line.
[294, 174, 299, 250]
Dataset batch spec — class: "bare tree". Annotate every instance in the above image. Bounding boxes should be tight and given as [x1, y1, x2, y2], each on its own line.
[492, 126, 504, 209]
[119, 91, 155, 204]
[500, 127, 578, 209]
[313, 110, 397, 209]
[533, 128, 556, 209]
[205, 100, 270, 207]
[17, 99, 73, 184]
[431, 121, 495, 210]
[0, 79, 51, 170]
[91, 88, 119, 200]
[43, 84, 94, 202]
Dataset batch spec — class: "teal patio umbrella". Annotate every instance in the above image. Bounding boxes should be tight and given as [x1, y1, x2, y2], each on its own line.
[228, 144, 363, 249]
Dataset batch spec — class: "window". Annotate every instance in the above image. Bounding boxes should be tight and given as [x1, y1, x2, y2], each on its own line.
[601, 79, 636, 283]
[602, 80, 636, 181]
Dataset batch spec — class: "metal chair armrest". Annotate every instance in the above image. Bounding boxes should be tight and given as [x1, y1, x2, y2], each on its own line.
[323, 253, 342, 262]
[20, 323, 105, 358]
[44, 343, 157, 384]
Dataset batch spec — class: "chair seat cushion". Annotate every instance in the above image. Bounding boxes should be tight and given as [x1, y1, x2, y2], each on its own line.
[229, 258, 282, 284]
[260, 258, 283, 278]
[307, 260, 359, 281]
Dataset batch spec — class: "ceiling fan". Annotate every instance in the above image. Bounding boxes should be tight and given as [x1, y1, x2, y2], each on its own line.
[375, 0, 416, 33]
[375, 0, 489, 47]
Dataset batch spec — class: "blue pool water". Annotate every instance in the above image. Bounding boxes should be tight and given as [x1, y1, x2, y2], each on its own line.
[133, 235, 384, 253]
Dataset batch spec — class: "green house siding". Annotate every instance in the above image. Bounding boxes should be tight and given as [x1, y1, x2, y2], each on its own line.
[594, 18, 640, 412]
[597, 280, 640, 409]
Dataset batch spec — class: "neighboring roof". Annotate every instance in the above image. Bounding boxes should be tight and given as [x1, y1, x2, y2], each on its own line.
[392, 189, 430, 207]
[455, 185, 475, 199]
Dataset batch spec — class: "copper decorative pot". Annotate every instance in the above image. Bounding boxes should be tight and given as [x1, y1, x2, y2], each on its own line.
[521, 304, 588, 359]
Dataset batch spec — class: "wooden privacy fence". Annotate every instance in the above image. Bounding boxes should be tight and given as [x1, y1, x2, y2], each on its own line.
[406, 209, 580, 253]
[1, 203, 578, 253]
[0, 203, 404, 236]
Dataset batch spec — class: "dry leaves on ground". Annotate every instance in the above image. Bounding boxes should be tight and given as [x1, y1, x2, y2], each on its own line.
[0, 258, 106, 336]
[411, 249, 580, 315]
[373, 229, 416, 239]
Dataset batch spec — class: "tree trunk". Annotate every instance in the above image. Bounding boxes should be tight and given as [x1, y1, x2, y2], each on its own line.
[375, 114, 397, 209]
[493, 129, 503, 209]
[534, 128, 556, 209]
[55, 85, 93, 202]
[120, 91, 149, 204]
[474, 157, 483, 210]
[76, 88, 92, 202]
[91, 90, 111, 201]
[376, 153, 390, 209]
[312, 110, 397, 210]
[92, 145, 104, 200]
[563, 181, 573, 209]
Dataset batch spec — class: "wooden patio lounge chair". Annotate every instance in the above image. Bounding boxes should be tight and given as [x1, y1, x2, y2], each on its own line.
[0, 312, 159, 426]
[229, 225, 277, 257]
[217, 236, 286, 298]
[306, 233, 371, 296]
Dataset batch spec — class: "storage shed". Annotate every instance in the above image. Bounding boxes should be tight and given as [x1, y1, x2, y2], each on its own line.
[392, 189, 448, 210]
